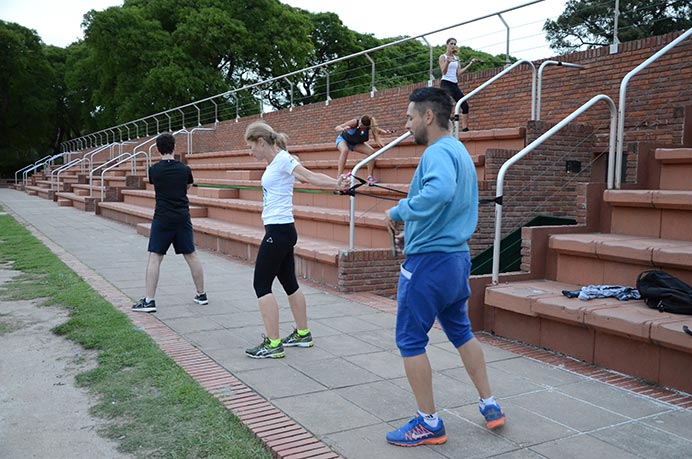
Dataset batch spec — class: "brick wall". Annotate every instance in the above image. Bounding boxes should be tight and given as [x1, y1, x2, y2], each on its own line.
[472, 121, 594, 255]
[337, 249, 404, 295]
[192, 31, 692, 159]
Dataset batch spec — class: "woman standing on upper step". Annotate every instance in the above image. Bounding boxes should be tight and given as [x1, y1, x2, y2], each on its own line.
[244, 121, 349, 359]
[335, 114, 391, 183]
[439, 37, 478, 132]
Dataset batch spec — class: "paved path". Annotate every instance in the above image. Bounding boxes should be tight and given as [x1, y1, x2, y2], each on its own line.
[1, 188, 691, 459]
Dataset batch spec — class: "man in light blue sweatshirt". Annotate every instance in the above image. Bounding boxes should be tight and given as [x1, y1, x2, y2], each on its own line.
[384, 87, 505, 447]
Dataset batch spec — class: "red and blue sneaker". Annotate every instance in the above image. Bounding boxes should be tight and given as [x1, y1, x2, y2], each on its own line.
[480, 402, 506, 429]
[386, 414, 447, 447]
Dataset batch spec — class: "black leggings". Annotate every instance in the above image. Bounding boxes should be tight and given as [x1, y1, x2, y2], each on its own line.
[253, 223, 300, 298]
[440, 79, 469, 114]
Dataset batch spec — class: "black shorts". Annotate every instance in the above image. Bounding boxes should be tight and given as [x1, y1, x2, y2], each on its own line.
[148, 219, 195, 255]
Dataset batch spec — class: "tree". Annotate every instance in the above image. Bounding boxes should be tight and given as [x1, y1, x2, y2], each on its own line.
[0, 21, 59, 176]
[544, 0, 692, 54]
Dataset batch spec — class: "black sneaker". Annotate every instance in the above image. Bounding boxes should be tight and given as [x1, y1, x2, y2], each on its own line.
[193, 292, 208, 305]
[281, 329, 314, 348]
[132, 298, 156, 313]
[245, 335, 285, 359]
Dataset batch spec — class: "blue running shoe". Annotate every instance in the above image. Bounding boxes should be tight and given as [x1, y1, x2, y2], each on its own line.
[480, 402, 506, 429]
[386, 414, 447, 447]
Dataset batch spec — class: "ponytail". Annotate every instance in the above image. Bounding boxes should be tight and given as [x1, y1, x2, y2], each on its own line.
[245, 121, 289, 150]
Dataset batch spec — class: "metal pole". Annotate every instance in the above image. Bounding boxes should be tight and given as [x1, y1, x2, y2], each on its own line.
[498, 14, 510, 67]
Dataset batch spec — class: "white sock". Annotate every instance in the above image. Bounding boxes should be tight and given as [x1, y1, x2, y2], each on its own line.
[417, 410, 439, 429]
[480, 396, 496, 409]
[145, 297, 154, 303]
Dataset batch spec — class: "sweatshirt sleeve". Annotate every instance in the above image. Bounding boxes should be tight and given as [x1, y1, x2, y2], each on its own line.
[390, 151, 456, 222]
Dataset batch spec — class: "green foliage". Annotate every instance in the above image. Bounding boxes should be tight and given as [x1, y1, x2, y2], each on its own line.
[0, 21, 60, 176]
[4, 0, 520, 174]
[0, 211, 272, 459]
[545, 0, 692, 54]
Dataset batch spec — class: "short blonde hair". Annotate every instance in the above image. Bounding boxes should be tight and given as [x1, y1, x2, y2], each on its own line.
[245, 121, 288, 150]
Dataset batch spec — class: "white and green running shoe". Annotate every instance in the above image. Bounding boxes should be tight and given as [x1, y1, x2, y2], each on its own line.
[245, 335, 285, 359]
[281, 329, 314, 348]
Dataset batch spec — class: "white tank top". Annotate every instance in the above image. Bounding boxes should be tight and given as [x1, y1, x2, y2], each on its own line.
[441, 54, 459, 83]
[260, 150, 299, 225]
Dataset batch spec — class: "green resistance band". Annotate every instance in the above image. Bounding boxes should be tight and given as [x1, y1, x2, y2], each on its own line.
[193, 183, 335, 195]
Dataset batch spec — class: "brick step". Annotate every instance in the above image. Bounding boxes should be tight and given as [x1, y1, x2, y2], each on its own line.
[24, 185, 54, 200]
[484, 278, 692, 393]
[96, 201, 360, 288]
[33, 180, 54, 189]
[549, 233, 692, 286]
[55, 192, 97, 212]
[187, 137, 423, 163]
[190, 178, 408, 212]
[603, 189, 692, 242]
[133, 219, 350, 265]
[117, 190, 391, 248]
[656, 148, 692, 191]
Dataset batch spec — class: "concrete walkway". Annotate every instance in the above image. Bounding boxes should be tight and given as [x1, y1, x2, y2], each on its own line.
[1, 188, 691, 459]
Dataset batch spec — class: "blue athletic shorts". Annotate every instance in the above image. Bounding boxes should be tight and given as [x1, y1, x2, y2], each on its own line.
[395, 251, 474, 357]
[147, 219, 195, 255]
[335, 135, 356, 151]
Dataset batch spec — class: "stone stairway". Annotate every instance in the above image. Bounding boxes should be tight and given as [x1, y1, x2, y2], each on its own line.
[484, 147, 692, 394]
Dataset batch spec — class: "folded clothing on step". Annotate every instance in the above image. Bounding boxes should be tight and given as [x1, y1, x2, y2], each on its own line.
[561, 285, 641, 301]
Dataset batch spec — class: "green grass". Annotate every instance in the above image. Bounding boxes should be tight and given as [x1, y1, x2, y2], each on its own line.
[0, 210, 272, 459]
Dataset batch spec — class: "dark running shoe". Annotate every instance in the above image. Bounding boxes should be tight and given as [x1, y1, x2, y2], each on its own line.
[386, 414, 447, 447]
[132, 298, 156, 313]
[193, 292, 208, 305]
[281, 329, 314, 348]
[245, 335, 285, 359]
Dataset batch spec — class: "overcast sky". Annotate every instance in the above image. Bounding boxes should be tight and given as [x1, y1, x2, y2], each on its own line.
[0, 0, 569, 60]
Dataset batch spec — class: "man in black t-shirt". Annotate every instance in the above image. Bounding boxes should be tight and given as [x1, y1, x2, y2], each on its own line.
[132, 133, 208, 313]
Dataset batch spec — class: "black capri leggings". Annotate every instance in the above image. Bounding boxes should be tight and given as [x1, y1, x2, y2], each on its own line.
[253, 223, 300, 298]
[440, 80, 469, 114]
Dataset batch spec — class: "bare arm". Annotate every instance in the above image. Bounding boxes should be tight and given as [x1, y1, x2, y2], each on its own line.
[457, 58, 478, 78]
[439, 54, 450, 75]
[292, 164, 339, 189]
[335, 118, 357, 132]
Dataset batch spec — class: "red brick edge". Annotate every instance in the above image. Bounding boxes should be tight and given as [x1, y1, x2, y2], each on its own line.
[9, 210, 343, 459]
[333, 290, 692, 411]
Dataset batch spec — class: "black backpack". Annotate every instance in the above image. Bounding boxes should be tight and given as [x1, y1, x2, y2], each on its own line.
[636, 270, 692, 315]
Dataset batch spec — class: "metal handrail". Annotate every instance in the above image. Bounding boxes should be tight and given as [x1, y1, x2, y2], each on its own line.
[54, 157, 87, 192]
[454, 59, 537, 137]
[188, 123, 218, 157]
[616, 27, 692, 189]
[99, 154, 136, 201]
[46, 157, 81, 188]
[536, 60, 585, 120]
[491, 94, 617, 284]
[89, 153, 133, 197]
[348, 131, 412, 250]
[131, 136, 159, 175]
[86, 144, 114, 175]
[15, 155, 52, 184]
[63, 1, 544, 152]
[22, 155, 60, 186]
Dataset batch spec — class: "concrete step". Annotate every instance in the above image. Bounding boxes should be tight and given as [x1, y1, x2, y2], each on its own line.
[603, 189, 692, 242]
[120, 188, 391, 248]
[656, 148, 692, 191]
[548, 232, 692, 286]
[484, 278, 692, 393]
